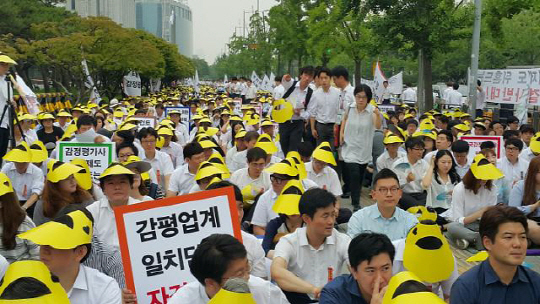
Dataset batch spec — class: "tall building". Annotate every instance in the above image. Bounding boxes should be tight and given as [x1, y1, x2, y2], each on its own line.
[67, 0, 136, 28]
[135, 0, 194, 58]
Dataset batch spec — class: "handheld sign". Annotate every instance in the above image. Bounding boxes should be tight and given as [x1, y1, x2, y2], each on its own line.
[165, 106, 191, 130]
[131, 117, 156, 130]
[114, 187, 242, 304]
[58, 142, 115, 180]
[458, 135, 503, 160]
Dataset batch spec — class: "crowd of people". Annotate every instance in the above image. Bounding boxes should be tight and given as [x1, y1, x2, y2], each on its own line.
[0, 53, 540, 303]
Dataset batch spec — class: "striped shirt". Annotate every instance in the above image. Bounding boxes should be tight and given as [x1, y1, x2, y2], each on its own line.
[0, 216, 40, 263]
[83, 236, 126, 288]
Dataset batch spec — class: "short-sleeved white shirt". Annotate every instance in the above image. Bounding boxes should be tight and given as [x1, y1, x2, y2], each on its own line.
[1, 162, 44, 200]
[230, 168, 272, 195]
[241, 231, 267, 279]
[160, 141, 184, 169]
[68, 264, 121, 304]
[273, 227, 351, 296]
[376, 150, 406, 172]
[342, 104, 375, 164]
[305, 162, 342, 196]
[143, 150, 174, 190]
[168, 164, 195, 195]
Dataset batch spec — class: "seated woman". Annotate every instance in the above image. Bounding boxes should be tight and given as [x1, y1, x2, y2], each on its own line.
[444, 154, 502, 250]
[509, 156, 540, 244]
[123, 156, 154, 202]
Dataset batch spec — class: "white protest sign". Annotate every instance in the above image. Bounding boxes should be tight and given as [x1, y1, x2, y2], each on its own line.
[378, 104, 396, 113]
[476, 68, 540, 104]
[114, 187, 241, 304]
[123, 71, 142, 96]
[165, 106, 191, 131]
[131, 117, 156, 130]
[458, 135, 503, 160]
[58, 142, 116, 180]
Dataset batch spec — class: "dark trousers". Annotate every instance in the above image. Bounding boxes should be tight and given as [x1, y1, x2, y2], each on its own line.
[382, 99, 391, 105]
[338, 160, 349, 194]
[476, 109, 484, 118]
[399, 192, 427, 210]
[279, 120, 304, 155]
[315, 122, 335, 149]
[0, 127, 8, 167]
[345, 162, 368, 207]
[303, 123, 317, 150]
[283, 291, 318, 304]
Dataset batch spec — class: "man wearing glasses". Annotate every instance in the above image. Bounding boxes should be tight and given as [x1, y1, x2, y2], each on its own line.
[347, 169, 418, 241]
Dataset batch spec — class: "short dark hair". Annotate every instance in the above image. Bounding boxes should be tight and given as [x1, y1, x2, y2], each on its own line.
[479, 141, 495, 150]
[453, 83, 459, 90]
[316, 67, 332, 78]
[438, 129, 453, 143]
[348, 233, 395, 269]
[297, 141, 314, 159]
[274, 76, 282, 82]
[246, 147, 267, 163]
[507, 116, 519, 124]
[76, 115, 96, 129]
[300, 66, 315, 77]
[406, 119, 418, 127]
[299, 188, 336, 219]
[519, 124, 535, 134]
[331, 66, 349, 81]
[116, 142, 139, 157]
[505, 137, 524, 151]
[480, 205, 528, 245]
[137, 127, 158, 140]
[373, 168, 400, 188]
[451, 140, 470, 153]
[189, 234, 247, 286]
[353, 84, 373, 101]
[206, 180, 243, 203]
[502, 130, 520, 141]
[244, 131, 260, 143]
[99, 173, 134, 195]
[436, 115, 450, 126]
[184, 142, 204, 159]
[405, 136, 425, 151]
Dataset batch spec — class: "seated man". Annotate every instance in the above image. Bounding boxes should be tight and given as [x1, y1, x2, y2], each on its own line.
[319, 233, 394, 303]
[231, 131, 260, 172]
[347, 169, 418, 241]
[167, 142, 205, 197]
[497, 137, 529, 204]
[423, 130, 453, 161]
[271, 188, 351, 303]
[230, 147, 272, 196]
[391, 137, 429, 209]
[452, 140, 471, 179]
[168, 234, 289, 304]
[18, 208, 121, 303]
[451, 205, 540, 303]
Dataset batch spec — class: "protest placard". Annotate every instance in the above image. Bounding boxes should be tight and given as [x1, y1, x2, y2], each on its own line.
[123, 71, 142, 96]
[131, 117, 156, 130]
[58, 142, 116, 180]
[114, 187, 242, 304]
[377, 104, 395, 113]
[459, 135, 503, 160]
[165, 106, 191, 131]
[476, 68, 540, 104]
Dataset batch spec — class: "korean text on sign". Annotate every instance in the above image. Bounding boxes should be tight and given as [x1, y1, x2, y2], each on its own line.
[114, 187, 242, 304]
[58, 142, 115, 180]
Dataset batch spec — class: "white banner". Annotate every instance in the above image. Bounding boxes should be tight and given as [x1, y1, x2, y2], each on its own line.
[81, 59, 101, 104]
[251, 71, 262, 89]
[123, 71, 142, 96]
[193, 70, 200, 94]
[14, 75, 39, 115]
[476, 68, 540, 104]
[114, 187, 242, 304]
[58, 142, 116, 180]
[149, 78, 161, 93]
[131, 117, 156, 130]
[269, 72, 276, 88]
[261, 74, 272, 91]
[165, 106, 191, 130]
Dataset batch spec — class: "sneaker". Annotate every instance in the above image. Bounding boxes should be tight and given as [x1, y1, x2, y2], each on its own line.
[353, 205, 361, 212]
[455, 239, 469, 250]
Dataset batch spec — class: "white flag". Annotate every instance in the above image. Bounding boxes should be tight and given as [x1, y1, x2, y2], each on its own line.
[224, 74, 228, 83]
[373, 61, 386, 102]
[14, 75, 39, 115]
[251, 71, 262, 89]
[261, 74, 272, 91]
[388, 72, 403, 95]
[123, 71, 142, 96]
[269, 72, 276, 88]
[81, 59, 101, 103]
[194, 70, 200, 93]
[169, 10, 174, 25]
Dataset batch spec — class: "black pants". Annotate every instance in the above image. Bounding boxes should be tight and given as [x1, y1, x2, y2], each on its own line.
[382, 99, 391, 104]
[315, 122, 335, 149]
[279, 120, 304, 155]
[0, 127, 8, 167]
[283, 291, 318, 304]
[399, 192, 427, 210]
[345, 162, 368, 207]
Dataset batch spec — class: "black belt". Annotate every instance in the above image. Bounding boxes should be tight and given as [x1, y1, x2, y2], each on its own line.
[316, 121, 335, 125]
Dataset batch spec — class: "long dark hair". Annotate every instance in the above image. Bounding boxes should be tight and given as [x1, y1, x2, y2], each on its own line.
[433, 150, 460, 185]
[523, 157, 540, 206]
[41, 180, 92, 218]
[0, 192, 26, 250]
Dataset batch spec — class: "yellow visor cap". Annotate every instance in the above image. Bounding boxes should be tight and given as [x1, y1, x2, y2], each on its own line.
[47, 161, 83, 183]
[29, 140, 48, 163]
[272, 179, 304, 215]
[470, 154, 504, 180]
[70, 158, 92, 190]
[255, 134, 278, 155]
[0, 173, 14, 196]
[99, 163, 135, 180]
[312, 142, 336, 166]
[271, 99, 294, 123]
[208, 288, 256, 304]
[3, 142, 32, 163]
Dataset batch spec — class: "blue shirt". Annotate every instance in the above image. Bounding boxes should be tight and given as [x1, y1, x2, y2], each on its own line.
[346, 204, 418, 241]
[450, 260, 540, 304]
[320, 274, 368, 304]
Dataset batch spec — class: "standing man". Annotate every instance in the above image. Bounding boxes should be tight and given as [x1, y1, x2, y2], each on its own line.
[273, 75, 285, 100]
[308, 67, 341, 147]
[0, 52, 18, 162]
[381, 81, 391, 104]
[476, 80, 486, 118]
[447, 83, 463, 109]
[401, 84, 417, 104]
[245, 79, 257, 104]
[279, 66, 315, 155]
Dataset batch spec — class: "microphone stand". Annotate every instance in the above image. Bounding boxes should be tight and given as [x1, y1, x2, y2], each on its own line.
[4, 71, 26, 149]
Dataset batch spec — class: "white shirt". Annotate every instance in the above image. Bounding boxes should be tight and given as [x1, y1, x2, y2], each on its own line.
[226, 145, 239, 169]
[67, 264, 121, 304]
[169, 164, 196, 195]
[392, 239, 458, 298]
[442, 87, 453, 102]
[273, 84, 285, 100]
[391, 156, 430, 193]
[160, 141, 184, 169]
[169, 275, 289, 304]
[230, 168, 271, 195]
[241, 231, 267, 279]
[342, 104, 375, 164]
[307, 87, 341, 124]
[143, 150, 174, 191]
[305, 162, 342, 196]
[455, 162, 470, 179]
[231, 150, 248, 172]
[246, 85, 257, 99]
[476, 88, 486, 110]
[402, 88, 417, 102]
[376, 150, 406, 172]
[0, 75, 12, 129]
[0, 254, 7, 278]
[188, 183, 202, 194]
[442, 182, 497, 224]
[381, 87, 391, 100]
[426, 175, 456, 210]
[447, 89, 463, 106]
[251, 180, 319, 228]
[86, 197, 140, 250]
[274, 227, 351, 296]
[53, 121, 70, 131]
[175, 123, 189, 146]
[338, 84, 355, 122]
[1, 162, 44, 201]
[497, 157, 529, 187]
[520, 147, 537, 163]
[282, 78, 310, 121]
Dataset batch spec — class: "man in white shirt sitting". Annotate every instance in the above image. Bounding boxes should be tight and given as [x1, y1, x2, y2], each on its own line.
[271, 188, 351, 303]
[169, 234, 289, 304]
[497, 138, 529, 204]
[452, 140, 471, 179]
[19, 209, 121, 304]
[423, 129, 454, 162]
[377, 134, 406, 172]
[230, 147, 272, 199]
[167, 142, 205, 197]
[138, 127, 174, 192]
